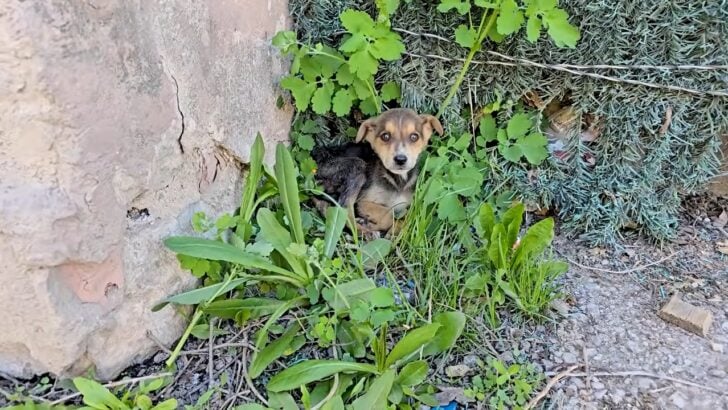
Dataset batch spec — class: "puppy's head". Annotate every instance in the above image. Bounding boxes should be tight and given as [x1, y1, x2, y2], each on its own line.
[355, 108, 444, 175]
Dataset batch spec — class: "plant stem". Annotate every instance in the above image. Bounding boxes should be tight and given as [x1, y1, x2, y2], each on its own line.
[437, 10, 499, 118]
[165, 273, 237, 368]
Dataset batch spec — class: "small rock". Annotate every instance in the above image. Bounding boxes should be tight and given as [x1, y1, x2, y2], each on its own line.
[541, 359, 554, 370]
[669, 391, 689, 409]
[462, 354, 480, 368]
[152, 351, 167, 364]
[593, 389, 607, 400]
[550, 299, 571, 317]
[435, 386, 474, 405]
[562, 352, 578, 364]
[601, 259, 610, 266]
[565, 385, 578, 397]
[710, 342, 724, 353]
[636, 377, 656, 390]
[591, 380, 605, 390]
[570, 378, 585, 389]
[499, 351, 514, 363]
[708, 368, 726, 378]
[445, 364, 472, 378]
[610, 389, 625, 405]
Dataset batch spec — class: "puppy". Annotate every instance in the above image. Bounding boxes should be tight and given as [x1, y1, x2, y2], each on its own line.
[311, 108, 443, 236]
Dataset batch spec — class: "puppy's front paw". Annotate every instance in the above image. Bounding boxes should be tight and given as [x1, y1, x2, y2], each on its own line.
[357, 223, 381, 241]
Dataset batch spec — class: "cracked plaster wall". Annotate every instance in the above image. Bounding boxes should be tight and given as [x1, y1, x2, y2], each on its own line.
[0, 0, 291, 379]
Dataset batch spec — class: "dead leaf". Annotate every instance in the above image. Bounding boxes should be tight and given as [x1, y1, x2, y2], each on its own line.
[436, 386, 475, 405]
[717, 241, 728, 255]
[445, 364, 472, 378]
[713, 211, 727, 229]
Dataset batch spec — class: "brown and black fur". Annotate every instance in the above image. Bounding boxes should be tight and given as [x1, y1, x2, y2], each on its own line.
[311, 108, 443, 236]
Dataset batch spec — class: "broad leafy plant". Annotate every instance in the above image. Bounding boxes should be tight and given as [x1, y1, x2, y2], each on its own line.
[478, 111, 548, 165]
[436, 0, 580, 115]
[266, 312, 466, 409]
[272, 6, 403, 117]
[465, 202, 566, 324]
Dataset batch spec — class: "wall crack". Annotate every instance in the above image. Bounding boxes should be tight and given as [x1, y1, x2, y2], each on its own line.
[170, 74, 185, 154]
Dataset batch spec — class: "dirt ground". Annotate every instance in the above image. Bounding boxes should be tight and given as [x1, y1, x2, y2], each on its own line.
[543, 195, 728, 409]
[1, 197, 726, 409]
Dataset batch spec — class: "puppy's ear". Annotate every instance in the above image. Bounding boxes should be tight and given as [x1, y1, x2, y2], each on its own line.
[356, 118, 377, 143]
[420, 114, 444, 141]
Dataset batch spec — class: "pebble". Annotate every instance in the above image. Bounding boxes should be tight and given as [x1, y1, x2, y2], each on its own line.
[562, 352, 578, 364]
[708, 368, 726, 378]
[565, 385, 578, 397]
[445, 364, 472, 378]
[593, 389, 608, 400]
[636, 377, 656, 390]
[670, 391, 689, 409]
[462, 354, 480, 368]
[710, 342, 724, 353]
[610, 389, 625, 405]
[153, 351, 167, 364]
[591, 381, 605, 390]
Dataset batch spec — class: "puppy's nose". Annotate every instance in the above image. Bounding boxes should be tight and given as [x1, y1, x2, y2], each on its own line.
[394, 154, 407, 166]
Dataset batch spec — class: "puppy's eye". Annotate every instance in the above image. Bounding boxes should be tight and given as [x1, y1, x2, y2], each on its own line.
[409, 133, 420, 142]
[380, 132, 391, 142]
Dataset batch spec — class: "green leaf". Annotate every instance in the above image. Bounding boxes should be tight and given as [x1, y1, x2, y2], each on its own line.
[479, 114, 497, 141]
[349, 50, 379, 80]
[423, 177, 445, 205]
[351, 370, 395, 410]
[437, 194, 466, 222]
[506, 113, 532, 139]
[437, 0, 471, 15]
[275, 144, 305, 244]
[450, 166, 483, 197]
[297, 134, 315, 151]
[272, 31, 297, 53]
[518, 133, 549, 164]
[474, 0, 498, 7]
[257, 208, 308, 280]
[371, 35, 405, 61]
[500, 144, 523, 163]
[268, 360, 379, 392]
[332, 88, 355, 117]
[280, 76, 316, 111]
[497, 0, 525, 35]
[239, 134, 265, 224]
[250, 325, 301, 379]
[190, 323, 228, 340]
[368, 287, 394, 307]
[73, 378, 125, 409]
[234, 405, 270, 410]
[340, 33, 368, 53]
[153, 278, 247, 311]
[336, 64, 355, 86]
[454, 24, 477, 48]
[340, 9, 376, 34]
[323, 278, 377, 311]
[385, 323, 441, 367]
[370, 309, 396, 327]
[513, 217, 555, 268]
[311, 82, 335, 114]
[338, 321, 372, 358]
[502, 203, 525, 249]
[526, 16, 542, 43]
[268, 392, 298, 410]
[204, 297, 284, 319]
[380, 81, 400, 102]
[323, 206, 349, 258]
[543, 9, 580, 48]
[422, 311, 466, 356]
[360, 238, 392, 269]
[359, 96, 379, 116]
[478, 203, 496, 240]
[397, 361, 428, 386]
[150, 399, 178, 410]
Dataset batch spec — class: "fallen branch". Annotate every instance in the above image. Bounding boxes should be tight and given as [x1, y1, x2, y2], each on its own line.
[525, 364, 581, 409]
[557, 371, 725, 396]
[558, 251, 679, 274]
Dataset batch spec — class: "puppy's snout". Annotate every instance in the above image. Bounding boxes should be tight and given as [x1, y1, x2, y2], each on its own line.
[394, 154, 407, 166]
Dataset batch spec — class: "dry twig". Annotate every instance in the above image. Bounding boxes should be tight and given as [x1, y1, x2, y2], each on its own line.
[558, 251, 679, 274]
[555, 371, 725, 396]
[525, 365, 581, 409]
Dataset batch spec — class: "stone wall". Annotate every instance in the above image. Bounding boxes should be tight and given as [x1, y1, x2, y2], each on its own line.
[0, 0, 291, 379]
